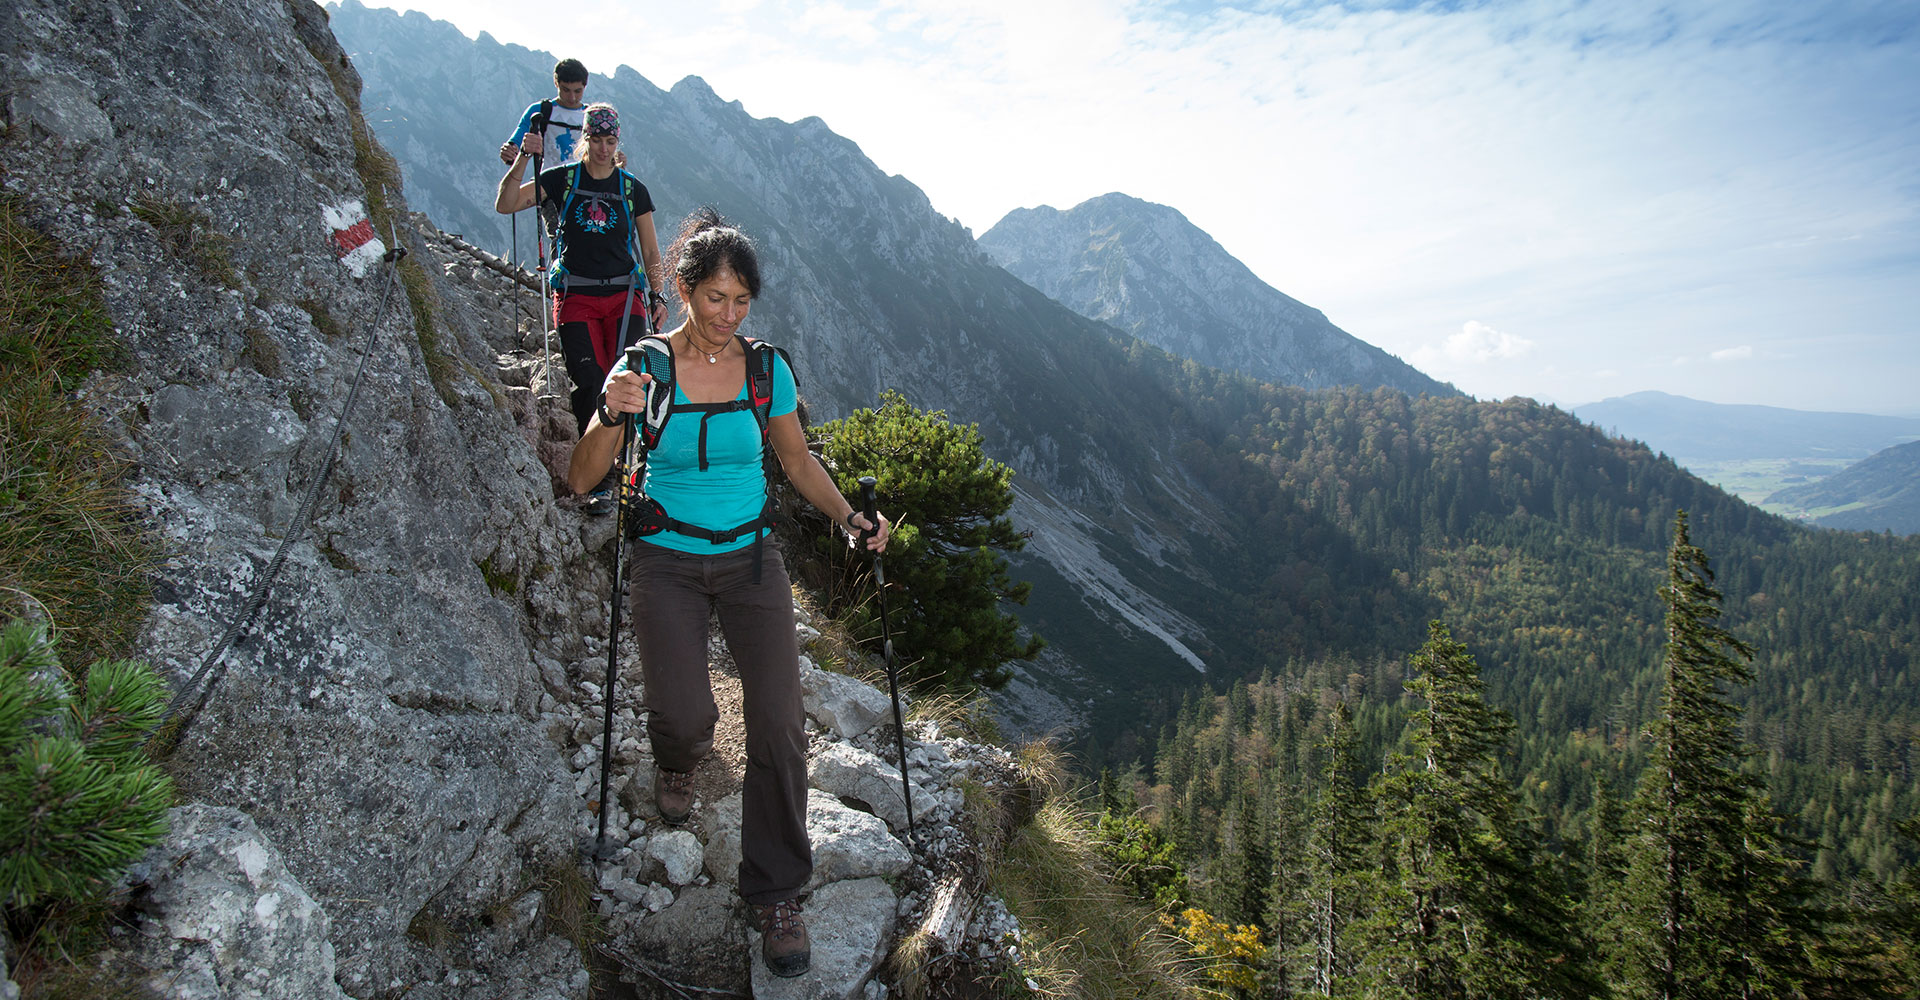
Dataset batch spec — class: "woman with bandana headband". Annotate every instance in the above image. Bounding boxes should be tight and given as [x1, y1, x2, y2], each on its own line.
[497, 102, 668, 512]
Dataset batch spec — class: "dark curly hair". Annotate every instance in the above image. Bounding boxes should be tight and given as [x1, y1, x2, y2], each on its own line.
[668, 206, 761, 299]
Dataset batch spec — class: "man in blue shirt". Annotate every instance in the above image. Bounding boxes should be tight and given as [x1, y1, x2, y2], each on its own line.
[498, 58, 589, 166]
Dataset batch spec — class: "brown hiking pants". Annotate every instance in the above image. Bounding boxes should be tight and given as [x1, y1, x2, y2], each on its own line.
[628, 540, 812, 903]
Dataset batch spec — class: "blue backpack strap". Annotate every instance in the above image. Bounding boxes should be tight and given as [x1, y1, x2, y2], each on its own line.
[546, 163, 587, 290]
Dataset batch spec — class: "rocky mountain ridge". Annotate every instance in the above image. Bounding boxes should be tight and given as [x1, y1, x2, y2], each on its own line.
[979, 193, 1455, 398]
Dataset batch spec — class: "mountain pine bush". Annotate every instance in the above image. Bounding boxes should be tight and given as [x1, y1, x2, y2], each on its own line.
[806, 390, 1044, 691]
[1, 620, 173, 908]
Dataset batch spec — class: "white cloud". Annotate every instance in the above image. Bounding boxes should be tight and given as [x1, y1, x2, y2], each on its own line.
[1711, 345, 1755, 361]
[1413, 321, 1536, 368]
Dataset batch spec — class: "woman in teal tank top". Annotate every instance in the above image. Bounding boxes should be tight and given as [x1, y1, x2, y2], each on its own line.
[567, 208, 890, 979]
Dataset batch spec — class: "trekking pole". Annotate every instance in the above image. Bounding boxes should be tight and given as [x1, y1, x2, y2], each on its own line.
[591, 408, 635, 860]
[529, 106, 561, 402]
[858, 476, 916, 838]
[509, 208, 520, 348]
[592, 282, 654, 860]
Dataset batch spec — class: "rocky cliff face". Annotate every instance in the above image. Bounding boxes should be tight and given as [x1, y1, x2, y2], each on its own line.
[980, 193, 1456, 397]
[1, 1, 1027, 996]
[3, 0, 590, 991]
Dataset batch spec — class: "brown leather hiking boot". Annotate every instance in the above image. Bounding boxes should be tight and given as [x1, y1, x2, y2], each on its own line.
[751, 897, 810, 978]
[655, 766, 694, 825]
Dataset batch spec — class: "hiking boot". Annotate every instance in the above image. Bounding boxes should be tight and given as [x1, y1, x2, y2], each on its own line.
[655, 766, 694, 825]
[751, 897, 810, 978]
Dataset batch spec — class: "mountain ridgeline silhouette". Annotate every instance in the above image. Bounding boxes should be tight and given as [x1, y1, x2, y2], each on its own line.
[1769, 439, 1920, 534]
[1573, 390, 1920, 465]
[327, 2, 1920, 864]
[980, 193, 1455, 398]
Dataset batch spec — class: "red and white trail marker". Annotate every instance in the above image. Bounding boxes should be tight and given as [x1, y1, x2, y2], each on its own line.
[322, 199, 386, 278]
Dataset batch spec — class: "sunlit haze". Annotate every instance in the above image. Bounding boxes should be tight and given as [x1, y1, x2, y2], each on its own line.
[342, 1, 1920, 415]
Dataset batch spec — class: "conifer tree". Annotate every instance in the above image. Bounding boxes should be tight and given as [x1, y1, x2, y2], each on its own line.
[1877, 818, 1920, 994]
[1352, 621, 1585, 999]
[1295, 700, 1374, 1000]
[1606, 510, 1820, 1000]
[810, 390, 1043, 690]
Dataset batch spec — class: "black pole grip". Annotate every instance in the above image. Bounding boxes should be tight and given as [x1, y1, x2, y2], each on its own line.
[858, 476, 878, 544]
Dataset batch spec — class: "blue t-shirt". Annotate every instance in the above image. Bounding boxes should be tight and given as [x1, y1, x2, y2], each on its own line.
[610, 347, 797, 555]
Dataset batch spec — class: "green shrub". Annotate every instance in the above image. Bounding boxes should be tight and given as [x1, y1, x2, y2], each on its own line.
[0, 620, 174, 908]
[808, 390, 1044, 692]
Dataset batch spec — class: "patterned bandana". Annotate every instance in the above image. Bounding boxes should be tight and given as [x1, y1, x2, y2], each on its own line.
[585, 105, 619, 138]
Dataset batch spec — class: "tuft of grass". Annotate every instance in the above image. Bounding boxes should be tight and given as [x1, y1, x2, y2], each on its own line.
[537, 859, 603, 960]
[129, 194, 236, 287]
[986, 797, 1218, 1000]
[297, 298, 345, 341]
[7, 928, 158, 1000]
[241, 326, 283, 379]
[790, 585, 871, 677]
[908, 688, 1004, 747]
[0, 196, 156, 666]
[399, 250, 458, 408]
[476, 554, 517, 597]
[535, 858, 644, 995]
[937, 741, 1214, 1000]
[406, 905, 455, 955]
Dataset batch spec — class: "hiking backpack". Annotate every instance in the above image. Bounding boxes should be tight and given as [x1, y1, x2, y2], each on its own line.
[547, 162, 642, 294]
[619, 334, 795, 578]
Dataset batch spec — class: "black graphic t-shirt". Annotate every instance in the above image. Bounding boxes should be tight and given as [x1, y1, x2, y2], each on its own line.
[536, 165, 655, 286]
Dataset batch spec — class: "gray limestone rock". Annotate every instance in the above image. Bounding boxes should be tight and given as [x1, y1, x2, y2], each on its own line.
[747, 877, 898, 1000]
[619, 884, 745, 993]
[0, 0, 593, 992]
[810, 742, 937, 834]
[705, 789, 910, 891]
[121, 804, 349, 1000]
[800, 662, 895, 739]
[648, 829, 705, 886]
[804, 795, 912, 887]
[3, 68, 115, 143]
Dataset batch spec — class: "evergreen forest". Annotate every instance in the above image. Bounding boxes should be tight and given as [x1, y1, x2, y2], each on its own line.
[1067, 350, 1920, 996]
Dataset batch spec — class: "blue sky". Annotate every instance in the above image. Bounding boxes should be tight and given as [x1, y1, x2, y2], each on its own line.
[364, 0, 1920, 415]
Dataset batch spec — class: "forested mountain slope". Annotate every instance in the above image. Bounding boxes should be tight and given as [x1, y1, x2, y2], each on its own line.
[1770, 439, 1920, 535]
[1138, 357, 1920, 883]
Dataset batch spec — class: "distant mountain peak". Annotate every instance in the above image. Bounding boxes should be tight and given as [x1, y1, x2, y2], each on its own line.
[1572, 393, 1920, 465]
[979, 194, 1454, 396]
